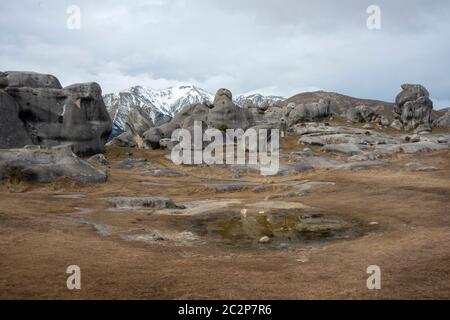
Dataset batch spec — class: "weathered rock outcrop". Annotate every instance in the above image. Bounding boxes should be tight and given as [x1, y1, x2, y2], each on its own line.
[436, 109, 450, 127]
[142, 88, 254, 149]
[394, 84, 433, 132]
[0, 91, 32, 148]
[207, 89, 253, 130]
[1, 71, 62, 89]
[0, 146, 107, 184]
[346, 105, 379, 123]
[0, 71, 112, 155]
[282, 100, 331, 126]
[109, 107, 153, 148]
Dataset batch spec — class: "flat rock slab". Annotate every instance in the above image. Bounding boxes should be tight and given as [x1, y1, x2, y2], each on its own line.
[205, 182, 263, 193]
[113, 158, 148, 169]
[266, 181, 335, 199]
[414, 166, 440, 172]
[336, 161, 387, 171]
[399, 142, 447, 154]
[0, 146, 107, 184]
[106, 196, 184, 209]
[321, 143, 364, 156]
[143, 168, 186, 177]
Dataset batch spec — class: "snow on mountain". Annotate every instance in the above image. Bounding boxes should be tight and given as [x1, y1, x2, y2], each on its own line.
[103, 86, 285, 137]
[104, 85, 214, 137]
[234, 93, 285, 108]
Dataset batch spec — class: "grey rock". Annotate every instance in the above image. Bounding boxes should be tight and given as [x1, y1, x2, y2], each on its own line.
[336, 161, 387, 171]
[400, 141, 446, 154]
[113, 157, 148, 169]
[298, 136, 326, 146]
[410, 135, 421, 143]
[321, 143, 363, 156]
[285, 99, 331, 126]
[0, 91, 33, 148]
[390, 119, 403, 130]
[347, 105, 378, 123]
[436, 110, 450, 127]
[109, 107, 153, 148]
[88, 153, 109, 166]
[106, 196, 184, 209]
[415, 166, 439, 172]
[437, 136, 448, 144]
[3, 71, 62, 89]
[5, 79, 112, 156]
[144, 168, 186, 177]
[142, 127, 163, 149]
[0, 146, 107, 183]
[207, 182, 261, 193]
[208, 88, 252, 130]
[394, 84, 433, 131]
[379, 116, 390, 127]
[288, 154, 346, 170]
[159, 138, 177, 150]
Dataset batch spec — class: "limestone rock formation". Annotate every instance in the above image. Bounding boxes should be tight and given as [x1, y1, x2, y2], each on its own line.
[436, 109, 450, 127]
[207, 89, 252, 130]
[0, 71, 112, 155]
[346, 106, 379, 123]
[0, 91, 32, 148]
[283, 100, 331, 126]
[142, 88, 254, 149]
[109, 107, 154, 148]
[1, 71, 62, 89]
[394, 84, 433, 132]
[0, 146, 107, 184]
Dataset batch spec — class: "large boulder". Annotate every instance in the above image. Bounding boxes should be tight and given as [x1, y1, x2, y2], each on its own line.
[394, 84, 433, 132]
[207, 88, 252, 130]
[284, 99, 331, 126]
[172, 103, 210, 128]
[0, 146, 107, 184]
[0, 91, 32, 148]
[2, 72, 112, 156]
[347, 105, 379, 123]
[1, 71, 62, 89]
[436, 109, 450, 127]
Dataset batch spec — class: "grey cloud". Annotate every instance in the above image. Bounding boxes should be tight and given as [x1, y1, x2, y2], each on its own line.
[0, 0, 449, 108]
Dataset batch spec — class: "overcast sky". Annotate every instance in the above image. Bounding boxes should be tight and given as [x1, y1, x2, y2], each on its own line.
[1, 0, 449, 108]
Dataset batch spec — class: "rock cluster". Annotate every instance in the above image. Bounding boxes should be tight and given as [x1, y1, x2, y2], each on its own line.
[0, 71, 112, 155]
[140, 88, 254, 149]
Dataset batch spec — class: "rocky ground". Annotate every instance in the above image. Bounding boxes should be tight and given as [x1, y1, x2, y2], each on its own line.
[1, 121, 449, 299]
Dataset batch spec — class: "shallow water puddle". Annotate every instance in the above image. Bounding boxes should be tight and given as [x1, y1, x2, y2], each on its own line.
[184, 209, 369, 249]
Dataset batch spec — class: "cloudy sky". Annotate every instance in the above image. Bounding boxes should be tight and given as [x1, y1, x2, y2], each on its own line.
[1, 0, 449, 108]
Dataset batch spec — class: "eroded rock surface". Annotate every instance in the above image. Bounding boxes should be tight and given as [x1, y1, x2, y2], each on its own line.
[0, 146, 107, 183]
[394, 84, 433, 132]
[0, 71, 112, 155]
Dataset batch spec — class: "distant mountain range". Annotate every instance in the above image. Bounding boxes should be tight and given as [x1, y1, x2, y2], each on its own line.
[103, 85, 285, 136]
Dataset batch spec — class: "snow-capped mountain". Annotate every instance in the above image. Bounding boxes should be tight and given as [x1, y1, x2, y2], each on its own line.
[104, 85, 214, 137]
[103, 86, 285, 137]
[234, 93, 285, 108]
